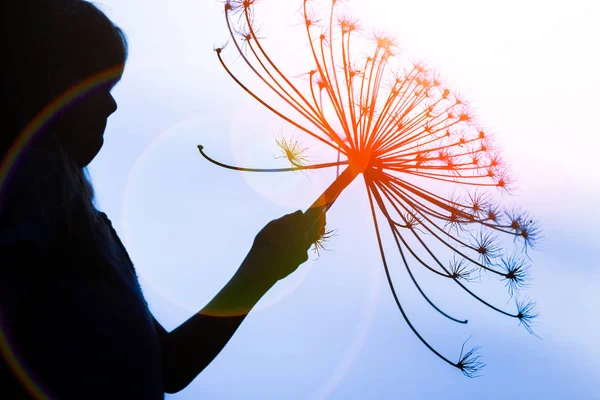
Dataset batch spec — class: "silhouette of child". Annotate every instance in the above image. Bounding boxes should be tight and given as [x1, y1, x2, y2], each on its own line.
[0, 1, 325, 398]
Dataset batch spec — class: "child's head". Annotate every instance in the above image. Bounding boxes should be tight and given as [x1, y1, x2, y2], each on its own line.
[3, 0, 128, 166]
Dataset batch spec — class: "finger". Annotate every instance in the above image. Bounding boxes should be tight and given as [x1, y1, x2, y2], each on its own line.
[273, 210, 302, 224]
[291, 210, 303, 218]
[317, 213, 326, 236]
[302, 235, 313, 251]
[305, 218, 326, 245]
[282, 210, 304, 229]
[299, 251, 309, 264]
[304, 207, 325, 237]
[303, 206, 325, 224]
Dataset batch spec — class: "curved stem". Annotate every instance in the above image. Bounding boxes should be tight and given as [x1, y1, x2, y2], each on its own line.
[197, 145, 348, 173]
[365, 181, 459, 369]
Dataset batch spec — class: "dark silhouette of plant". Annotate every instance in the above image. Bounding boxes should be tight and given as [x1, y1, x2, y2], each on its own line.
[198, 0, 542, 377]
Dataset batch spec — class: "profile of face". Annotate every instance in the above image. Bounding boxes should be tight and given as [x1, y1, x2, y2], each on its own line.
[23, 2, 130, 169]
[52, 68, 123, 168]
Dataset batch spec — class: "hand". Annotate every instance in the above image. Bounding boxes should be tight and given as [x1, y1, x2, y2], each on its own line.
[243, 208, 326, 285]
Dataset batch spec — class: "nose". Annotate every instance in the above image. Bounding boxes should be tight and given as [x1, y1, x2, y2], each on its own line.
[107, 93, 118, 116]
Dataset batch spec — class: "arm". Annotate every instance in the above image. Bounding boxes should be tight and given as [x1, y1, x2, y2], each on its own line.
[156, 253, 275, 394]
[155, 209, 325, 394]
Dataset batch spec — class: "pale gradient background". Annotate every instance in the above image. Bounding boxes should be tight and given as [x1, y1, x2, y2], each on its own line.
[87, 0, 599, 398]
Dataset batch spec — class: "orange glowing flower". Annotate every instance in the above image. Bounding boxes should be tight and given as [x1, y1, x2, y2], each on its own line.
[199, 0, 541, 377]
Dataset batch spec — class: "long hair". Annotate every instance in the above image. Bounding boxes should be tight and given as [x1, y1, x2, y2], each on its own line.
[1, 0, 128, 235]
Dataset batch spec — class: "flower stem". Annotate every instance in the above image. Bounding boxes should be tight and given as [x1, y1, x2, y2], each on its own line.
[304, 164, 361, 232]
[197, 144, 348, 172]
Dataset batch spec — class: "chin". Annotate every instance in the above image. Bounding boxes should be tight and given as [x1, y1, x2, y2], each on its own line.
[78, 137, 104, 168]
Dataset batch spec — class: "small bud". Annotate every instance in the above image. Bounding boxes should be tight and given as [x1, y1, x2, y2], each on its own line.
[516, 298, 539, 335]
[456, 337, 485, 378]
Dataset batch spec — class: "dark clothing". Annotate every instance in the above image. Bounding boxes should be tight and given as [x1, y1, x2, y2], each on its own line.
[0, 150, 164, 399]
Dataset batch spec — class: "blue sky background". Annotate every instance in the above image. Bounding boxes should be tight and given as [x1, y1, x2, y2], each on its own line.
[88, 0, 599, 398]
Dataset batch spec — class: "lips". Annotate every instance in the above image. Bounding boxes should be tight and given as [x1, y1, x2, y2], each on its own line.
[89, 119, 108, 135]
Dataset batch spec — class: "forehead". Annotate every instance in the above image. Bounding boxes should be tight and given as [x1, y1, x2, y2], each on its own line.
[75, 33, 126, 78]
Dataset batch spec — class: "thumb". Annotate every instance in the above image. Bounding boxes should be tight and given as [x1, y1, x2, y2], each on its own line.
[303, 206, 326, 243]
